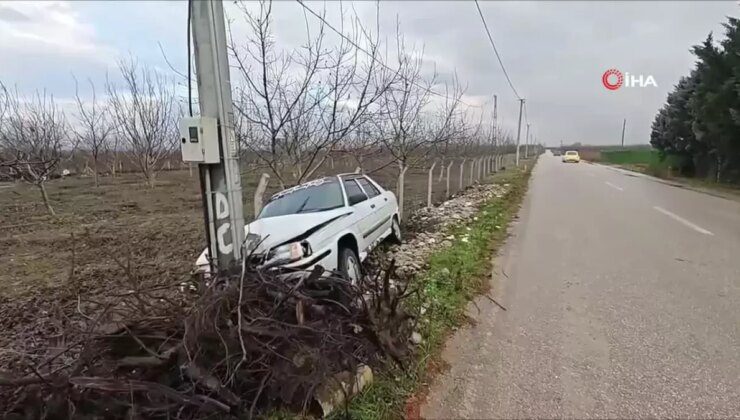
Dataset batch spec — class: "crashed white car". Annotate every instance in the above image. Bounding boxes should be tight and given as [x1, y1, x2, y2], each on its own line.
[196, 174, 401, 281]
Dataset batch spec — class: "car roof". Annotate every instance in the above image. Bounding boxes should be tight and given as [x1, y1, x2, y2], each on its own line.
[269, 176, 339, 200]
[269, 173, 375, 199]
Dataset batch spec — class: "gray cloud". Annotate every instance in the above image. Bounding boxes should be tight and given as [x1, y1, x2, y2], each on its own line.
[0, 5, 30, 23]
[1, 1, 737, 147]
[235, 1, 737, 145]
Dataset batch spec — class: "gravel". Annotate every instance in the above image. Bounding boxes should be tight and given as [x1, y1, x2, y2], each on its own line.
[387, 183, 509, 279]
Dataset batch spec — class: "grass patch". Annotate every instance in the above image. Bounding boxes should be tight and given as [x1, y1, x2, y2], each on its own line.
[599, 149, 689, 179]
[598, 149, 740, 198]
[600, 149, 658, 165]
[341, 166, 532, 419]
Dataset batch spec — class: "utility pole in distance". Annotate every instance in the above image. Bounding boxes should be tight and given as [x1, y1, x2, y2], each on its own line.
[525, 123, 530, 159]
[621, 118, 627, 148]
[515, 98, 524, 167]
[492, 94, 498, 171]
[188, 0, 245, 271]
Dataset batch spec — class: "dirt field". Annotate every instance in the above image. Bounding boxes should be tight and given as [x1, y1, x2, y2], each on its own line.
[0, 155, 517, 308]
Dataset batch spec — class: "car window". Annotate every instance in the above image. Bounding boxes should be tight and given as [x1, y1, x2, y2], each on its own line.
[357, 178, 381, 198]
[343, 179, 368, 206]
[259, 178, 344, 218]
[566, 151, 578, 156]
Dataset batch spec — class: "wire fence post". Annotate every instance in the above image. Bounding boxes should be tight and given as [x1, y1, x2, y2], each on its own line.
[397, 163, 408, 221]
[459, 158, 466, 192]
[253, 173, 270, 218]
[469, 159, 475, 185]
[427, 161, 437, 207]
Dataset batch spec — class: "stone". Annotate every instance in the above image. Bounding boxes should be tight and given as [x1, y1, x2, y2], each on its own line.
[387, 182, 512, 280]
[314, 365, 373, 417]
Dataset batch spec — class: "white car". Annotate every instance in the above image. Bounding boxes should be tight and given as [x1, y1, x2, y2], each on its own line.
[196, 174, 401, 281]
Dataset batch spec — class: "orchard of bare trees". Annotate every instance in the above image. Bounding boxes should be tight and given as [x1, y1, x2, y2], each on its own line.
[0, 86, 68, 215]
[229, 1, 518, 216]
[0, 57, 180, 215]
[0, 0, 519, 218]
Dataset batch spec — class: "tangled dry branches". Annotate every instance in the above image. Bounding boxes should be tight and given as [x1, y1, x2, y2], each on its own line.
[0, 260, 416, 419]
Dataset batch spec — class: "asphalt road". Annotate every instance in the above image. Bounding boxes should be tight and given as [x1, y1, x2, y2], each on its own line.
[421, 153, 740, 419]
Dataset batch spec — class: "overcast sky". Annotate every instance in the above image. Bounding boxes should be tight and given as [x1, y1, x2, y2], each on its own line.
[0, 1, 737, 146]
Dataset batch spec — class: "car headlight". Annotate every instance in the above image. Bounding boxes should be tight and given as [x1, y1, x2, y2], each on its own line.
[267, 241, 312, 262]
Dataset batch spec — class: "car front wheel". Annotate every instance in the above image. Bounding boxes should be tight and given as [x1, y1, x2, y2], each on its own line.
[338, 246, 362, 284]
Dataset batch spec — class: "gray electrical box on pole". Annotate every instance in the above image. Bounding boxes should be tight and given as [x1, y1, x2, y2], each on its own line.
[183, 0, 245, 271]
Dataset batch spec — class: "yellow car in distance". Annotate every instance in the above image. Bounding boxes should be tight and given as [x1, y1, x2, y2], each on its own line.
[562, 150, 581, 163]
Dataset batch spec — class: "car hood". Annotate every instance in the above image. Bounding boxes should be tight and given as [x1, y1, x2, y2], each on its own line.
[246, 207, 352, 251]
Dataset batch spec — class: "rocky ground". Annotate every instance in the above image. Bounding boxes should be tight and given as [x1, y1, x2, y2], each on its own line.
[386, 182, 510, 279]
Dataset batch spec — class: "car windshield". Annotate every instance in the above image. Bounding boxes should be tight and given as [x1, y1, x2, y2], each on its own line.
[566, 151, 578, 156]
[258, 178, 344, 219]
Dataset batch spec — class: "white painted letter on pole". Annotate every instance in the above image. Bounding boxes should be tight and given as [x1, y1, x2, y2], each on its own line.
[214, 192, 233, 253]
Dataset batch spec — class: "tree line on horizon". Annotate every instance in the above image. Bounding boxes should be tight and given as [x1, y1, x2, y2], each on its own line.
[650, 16, 740, 183]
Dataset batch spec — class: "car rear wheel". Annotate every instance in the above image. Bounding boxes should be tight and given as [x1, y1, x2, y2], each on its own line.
[389, 216, 402, 244]
[338, 246, 362, 284]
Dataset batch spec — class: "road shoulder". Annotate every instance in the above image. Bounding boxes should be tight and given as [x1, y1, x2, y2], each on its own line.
[595, 162, 740, 203]
[418, 163, 536, 419]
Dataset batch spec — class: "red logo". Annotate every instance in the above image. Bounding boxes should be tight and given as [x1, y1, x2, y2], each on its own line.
[602, 68, 623, 90]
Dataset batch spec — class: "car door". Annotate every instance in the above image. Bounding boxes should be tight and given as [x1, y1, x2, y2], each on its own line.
[355, 176, 391, 244]
[341, 178, 374, 252]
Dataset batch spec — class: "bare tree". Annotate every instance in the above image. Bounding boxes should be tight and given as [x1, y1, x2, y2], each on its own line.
[73, 77, 115, 187]
[342, 123, 385, 172]
[0, 83, 9, 181]
[106, 134, 121, 177]
[0, 82, 5, 113]
[228, 0, 323, 188]
[107, 58, 178, 187]
[0, 82, 7, 140]
[379, 44, 464, 163]
[0, 87, 69, 215]
[230, 0, 395, 188]
[376, 29, 464, 218]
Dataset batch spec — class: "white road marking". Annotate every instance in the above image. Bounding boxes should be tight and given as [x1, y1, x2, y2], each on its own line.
[653, 206, 714, 236]
[605, 181, 624, 191]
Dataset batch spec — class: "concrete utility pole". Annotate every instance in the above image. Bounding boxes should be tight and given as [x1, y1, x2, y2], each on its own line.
[190, 0, 245, 270]
[492, 95, 498, 171]
[525, 123, 530, 159]
[515, 98, 524, 167]
[621, 118, 627, 148]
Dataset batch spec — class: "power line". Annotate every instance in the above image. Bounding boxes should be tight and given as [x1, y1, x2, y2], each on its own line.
[295, 0, 484, 109]
[186, 0, 193, 117]
[473, 0, 521, 100]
